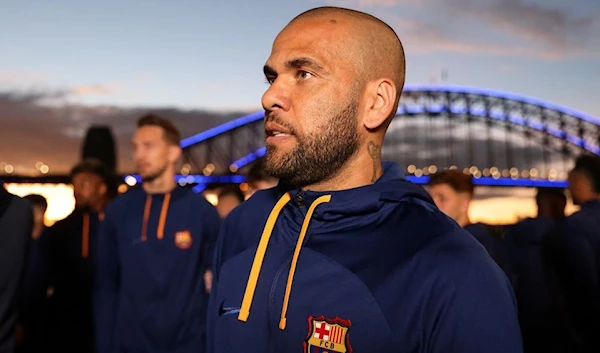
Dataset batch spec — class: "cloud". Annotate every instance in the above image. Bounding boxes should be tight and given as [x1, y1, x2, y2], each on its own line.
[326, 0, 599, 59]
[389, 16, 568, 59]
[453, 0, 598, 54]
[0, 89, 246, 175]
[69, 83, 121, 95]
[0, 71, 49, 83]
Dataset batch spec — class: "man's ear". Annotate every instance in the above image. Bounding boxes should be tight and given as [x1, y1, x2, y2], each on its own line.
[169, 145, 182, 163]
[362, 78, 397, 130]
[459, 193, 472, 214]
[98, 183, 108, 197]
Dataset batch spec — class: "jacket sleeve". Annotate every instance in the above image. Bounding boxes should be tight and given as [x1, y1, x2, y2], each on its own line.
[560, 219, 600, 335]
[206, 214, 232, 353]
[201, 201, 222, 272]
[94, 206, 120, 353]
[426, 263, 523, 353]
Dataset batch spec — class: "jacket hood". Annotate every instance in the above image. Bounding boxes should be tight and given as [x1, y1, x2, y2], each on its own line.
[236, 162, 436, 330]
[271, 162, 434, 233]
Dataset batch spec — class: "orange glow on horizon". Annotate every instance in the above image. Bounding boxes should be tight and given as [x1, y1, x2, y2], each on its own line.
[4, 183, 74, 226]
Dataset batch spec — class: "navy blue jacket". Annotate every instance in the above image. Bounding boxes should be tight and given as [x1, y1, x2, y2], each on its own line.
[559, 200, 600, 348]
[464, 223, 506, 269]
[505, 217, 567, 352]
[95, 187, 221, 353]
[19, 226, 51, 353]
[0, 190, 32, 353]
[47, 209, 104, 353]
[207, 163, 522, 353]
[562, 200, 600, 302]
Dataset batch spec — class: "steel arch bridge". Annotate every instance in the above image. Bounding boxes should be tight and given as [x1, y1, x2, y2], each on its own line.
[169, 85, 600, 190]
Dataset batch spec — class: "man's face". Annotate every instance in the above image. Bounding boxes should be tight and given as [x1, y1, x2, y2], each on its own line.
[428, 183, 469, 223]
[133, 126, 172, 182]
[568, 170, 591, 205]
[261, 18, 362, 187]
[72, 172, 106, 209]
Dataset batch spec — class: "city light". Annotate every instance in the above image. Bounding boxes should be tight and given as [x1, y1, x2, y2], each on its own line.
[125, 175, 138, 186]
[4, 183, 74, 225]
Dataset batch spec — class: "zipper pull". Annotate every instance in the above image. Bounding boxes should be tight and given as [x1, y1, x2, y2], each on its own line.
[295, 191, 304, 206]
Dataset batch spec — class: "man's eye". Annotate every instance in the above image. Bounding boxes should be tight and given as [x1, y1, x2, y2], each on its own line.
[265, 76, 276, 85]
[298, 71, 313, 80]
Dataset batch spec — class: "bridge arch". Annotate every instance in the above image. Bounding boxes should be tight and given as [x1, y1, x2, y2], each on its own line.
[179, 85, 600, 187]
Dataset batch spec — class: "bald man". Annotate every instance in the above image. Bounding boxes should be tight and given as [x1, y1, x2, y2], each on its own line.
[207, 7, 522, 353]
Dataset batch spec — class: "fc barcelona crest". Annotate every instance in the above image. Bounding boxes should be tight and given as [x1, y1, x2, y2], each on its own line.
[174, 230, 193, 250]
[304, 315, 352, 353]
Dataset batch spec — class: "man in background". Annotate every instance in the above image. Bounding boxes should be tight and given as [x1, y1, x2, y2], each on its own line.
[46, 158, 115, 353]
[95, 114, 221, 353]
[504, 188, 567, 353]
[551, 154, 600, 352]
[18, 194, 49, 353]
[215, 185, 245, 220]
[0, 187, 32, 353]
[427, 169, 505, 267]
[245, 158, 278, 198]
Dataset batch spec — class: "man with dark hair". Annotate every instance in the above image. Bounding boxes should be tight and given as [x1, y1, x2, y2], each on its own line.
[554, 154, 600, 351]
[245, 158, 278, 198]
[207, 6, 521, 353]
[536, 187, 567, 220]
[0, 187, 32, 353]
[427, 170, 474, 228]
[504, 187, 567, 353]
[45, 158, 115, 353]
[95, 114, 221, 353]
[427, 169, 505, 267]
[137, 113, 182, 146]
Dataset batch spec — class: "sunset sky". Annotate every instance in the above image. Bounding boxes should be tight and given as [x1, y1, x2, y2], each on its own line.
[2, 0, 599, 115]
[1, 0, 599, 175]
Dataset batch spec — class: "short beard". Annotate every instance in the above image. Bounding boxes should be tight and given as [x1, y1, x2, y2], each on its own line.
[141, 165, 168, 184]
[264, 101, 360, 188]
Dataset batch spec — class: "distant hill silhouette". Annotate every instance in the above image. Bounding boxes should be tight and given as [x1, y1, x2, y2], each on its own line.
[0, 91, 251, 174]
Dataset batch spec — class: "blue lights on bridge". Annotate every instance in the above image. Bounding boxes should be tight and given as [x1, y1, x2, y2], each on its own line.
[170, 84, 599, 190]
[403, 85, 600, 127]
[180, 111, 264, 148]
[398, 105, 600, 155]
[229, 146, 267, 172]
[124, 174, 568, 190]
[179, 84, 600, 151]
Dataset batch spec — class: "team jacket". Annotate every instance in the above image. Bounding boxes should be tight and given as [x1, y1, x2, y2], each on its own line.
[47, 208, 104, 353]
[207, 162, 522, 353]
[95, 186, 221, 353]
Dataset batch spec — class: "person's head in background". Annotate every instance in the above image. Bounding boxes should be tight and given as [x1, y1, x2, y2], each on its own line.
[216, 185, 245, 219]
[23, 194, 48, 239]
[70, 158, 114, 212]
[245, 158, 278, 198]
[568, 154, 600, 205]
[427, 170, 475, 227]
[133, 113, 182, 194]
[535, 187, 566, 219]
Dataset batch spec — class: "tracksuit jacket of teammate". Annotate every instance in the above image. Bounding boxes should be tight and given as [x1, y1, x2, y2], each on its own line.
[95, 186, 221, 353]
[559, 200, 600, 349]
[207, 162, 523, 353]
[0, 189, 32, 353]
[48, 208, 104, 353]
